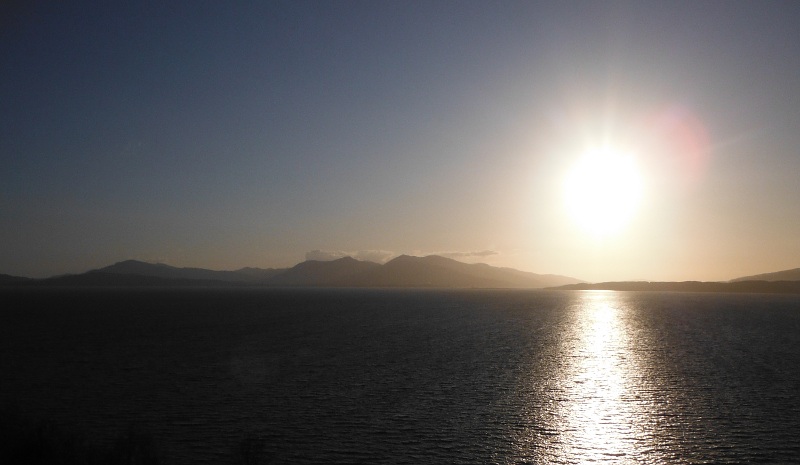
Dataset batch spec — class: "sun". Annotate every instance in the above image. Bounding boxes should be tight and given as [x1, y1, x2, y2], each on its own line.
[564, 148, 643, 237]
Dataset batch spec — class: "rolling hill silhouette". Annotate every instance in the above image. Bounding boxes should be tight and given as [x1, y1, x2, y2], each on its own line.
[268, 256, 381, 286]
[350, 255, 580, 288]
[0, 274, 32, 285]
[730, 268, 800, 282]
[4, 259, 800, 292]
[259, 255, 581, 288]
[37, 271, 229, 287]
[97, 260, 284, 282]
[0, 256, 582, 289]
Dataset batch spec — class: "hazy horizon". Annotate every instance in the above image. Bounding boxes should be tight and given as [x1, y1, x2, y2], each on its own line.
[4, 2, 800, 282]
[6, 251, 798, 285]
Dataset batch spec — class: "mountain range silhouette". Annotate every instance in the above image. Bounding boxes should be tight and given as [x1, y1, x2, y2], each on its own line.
[4, 257, 800, 292]
[2, 255, 581, 289]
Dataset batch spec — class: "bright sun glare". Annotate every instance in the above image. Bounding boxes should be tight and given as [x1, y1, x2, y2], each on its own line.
[564, 148, 643, 237]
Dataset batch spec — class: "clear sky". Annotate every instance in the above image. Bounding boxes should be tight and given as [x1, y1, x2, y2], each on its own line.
[3, 1, 800, 281]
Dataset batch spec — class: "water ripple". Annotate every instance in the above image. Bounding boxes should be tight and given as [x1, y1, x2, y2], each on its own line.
[1, 289, 799, 463]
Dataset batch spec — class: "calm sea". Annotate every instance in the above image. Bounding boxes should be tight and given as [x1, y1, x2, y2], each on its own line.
[1, 289, 799, 463]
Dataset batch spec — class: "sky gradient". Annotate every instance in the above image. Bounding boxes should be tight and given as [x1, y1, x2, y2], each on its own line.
[3, 1, 800, 281]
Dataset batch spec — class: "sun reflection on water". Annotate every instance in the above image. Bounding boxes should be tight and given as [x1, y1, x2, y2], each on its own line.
[513, 291, 656, 464]
[558, 292, 636, 461]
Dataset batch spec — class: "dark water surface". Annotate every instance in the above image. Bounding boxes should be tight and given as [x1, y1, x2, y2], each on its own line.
[1, 289, 799, 463]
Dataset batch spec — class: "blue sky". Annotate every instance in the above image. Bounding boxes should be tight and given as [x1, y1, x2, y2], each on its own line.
[3, 1, 800, 281]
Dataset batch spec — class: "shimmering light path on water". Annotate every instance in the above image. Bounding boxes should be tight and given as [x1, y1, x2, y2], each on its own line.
[554, 293, 642, 462]
[507, 290, 800, 464]
[506, 291, 651, 463]
[535, 292, 653, 463]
